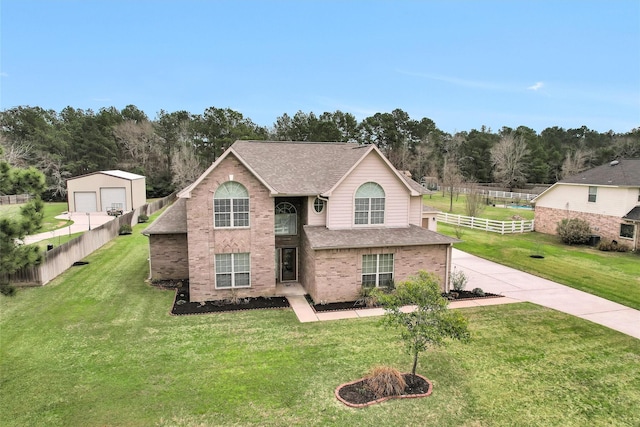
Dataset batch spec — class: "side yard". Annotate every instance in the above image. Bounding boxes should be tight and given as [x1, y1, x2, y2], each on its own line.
[0, 212, 639, 426]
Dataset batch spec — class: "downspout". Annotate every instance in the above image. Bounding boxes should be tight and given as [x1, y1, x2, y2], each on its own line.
[445, 244, 452, 293]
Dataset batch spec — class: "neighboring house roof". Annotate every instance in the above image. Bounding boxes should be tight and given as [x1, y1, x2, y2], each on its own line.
[558, 159, 640, 186]
[67, 169, 145, 181]
[143, 198, 187, 235]
[180, 140, 428, 198]
[533, 158, 640, 202]
[303, 224, 459, 250]
[623, 206, 640, 221]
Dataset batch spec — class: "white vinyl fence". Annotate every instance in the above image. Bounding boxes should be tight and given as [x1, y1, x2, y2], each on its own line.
[438, 212, 534, 234]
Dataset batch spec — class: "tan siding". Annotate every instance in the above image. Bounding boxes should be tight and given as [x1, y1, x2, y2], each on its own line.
[409, 196, 423, 226]
[328, 152, 411, 229]
[67, 173, 146, 212]
[306, 196, 327, 226]
[536, 184, 638, 217]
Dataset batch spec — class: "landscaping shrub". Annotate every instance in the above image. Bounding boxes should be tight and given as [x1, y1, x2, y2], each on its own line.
[450, 267, 468, 291]
[365, 366, 406, 398]
[118, 224, 133, 235]
[472, 287, 485, 297]
[0, 283, 16, 297]
[137, 214, 149, 223]
[556, 218, 591, 245]
[597, 239, 631, 253]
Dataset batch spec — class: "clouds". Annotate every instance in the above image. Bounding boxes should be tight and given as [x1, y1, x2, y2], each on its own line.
[528, 82, 544, 91]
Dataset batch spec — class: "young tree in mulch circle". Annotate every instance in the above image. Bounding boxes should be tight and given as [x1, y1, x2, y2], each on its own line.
[375, 271, 470, 378]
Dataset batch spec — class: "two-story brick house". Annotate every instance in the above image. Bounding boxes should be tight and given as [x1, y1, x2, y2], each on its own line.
[533, 158, 640, 251]
[143, 140, 458, 303]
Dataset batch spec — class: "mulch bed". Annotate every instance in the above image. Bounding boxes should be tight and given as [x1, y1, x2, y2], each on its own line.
[336, 373, 432, 407]
[308, 290, 503, 312]
[160, 283, 290, 315]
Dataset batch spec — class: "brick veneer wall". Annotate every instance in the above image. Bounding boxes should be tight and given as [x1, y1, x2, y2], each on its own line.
[186, 154, 275, 302]
[148, 234, 189, 280]
[308, 244, 449, 303]
[535, 206, 628, 242]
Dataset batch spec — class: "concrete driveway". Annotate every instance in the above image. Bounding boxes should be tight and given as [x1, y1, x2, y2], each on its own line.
[452, 248, 640, 340]
[23, 212, 115, 245]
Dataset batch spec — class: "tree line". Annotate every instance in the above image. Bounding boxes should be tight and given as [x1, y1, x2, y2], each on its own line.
[1, 105, 638, 199]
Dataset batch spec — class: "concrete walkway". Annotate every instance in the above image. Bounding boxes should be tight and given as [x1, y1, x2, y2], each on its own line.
[286, 249, 639, 340]
[23, 212, 115, 245]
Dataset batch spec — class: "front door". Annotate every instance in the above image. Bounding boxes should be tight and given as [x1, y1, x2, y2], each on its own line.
[280, 248, 297, 282]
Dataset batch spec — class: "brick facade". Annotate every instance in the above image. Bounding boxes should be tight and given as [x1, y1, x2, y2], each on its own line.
[305, 243, 450, 303]
[148, 234, 189, 280]
[535, 206, 633, 244]
[186, 154, 276, 302]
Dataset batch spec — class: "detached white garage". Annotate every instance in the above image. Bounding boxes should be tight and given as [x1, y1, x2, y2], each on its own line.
[67, 170, 146, 213]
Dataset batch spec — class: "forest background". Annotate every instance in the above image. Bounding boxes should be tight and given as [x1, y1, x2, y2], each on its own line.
[1, 105, 639, 199]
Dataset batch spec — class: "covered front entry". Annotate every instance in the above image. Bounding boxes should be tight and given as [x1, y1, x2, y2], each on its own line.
[279, 247, 298, 282]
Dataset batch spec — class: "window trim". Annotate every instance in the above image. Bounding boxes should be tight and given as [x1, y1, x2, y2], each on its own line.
[354, 182, 385, 226]
[215, 252, 251, 289]
[361, 253, 394, 288]
[313, 197, 325, 214]
[588, 186, 597, 203]
[213, 182, 250, 228]
[620, 223, 635, 239]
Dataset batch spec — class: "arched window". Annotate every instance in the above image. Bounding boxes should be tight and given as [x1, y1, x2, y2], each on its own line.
[355, 182, 385, 225]
[214, 182, 249, 228]
[275, 202, 297, 235]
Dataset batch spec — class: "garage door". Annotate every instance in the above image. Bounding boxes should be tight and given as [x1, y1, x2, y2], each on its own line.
[74, 192, 97, 212]
[100, 187, 127, 212]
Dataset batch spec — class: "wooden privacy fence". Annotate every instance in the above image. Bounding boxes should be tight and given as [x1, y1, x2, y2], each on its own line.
[3, 193, 176, 286]
[0, 194, 32, 205]
[437, 212, 535, 234]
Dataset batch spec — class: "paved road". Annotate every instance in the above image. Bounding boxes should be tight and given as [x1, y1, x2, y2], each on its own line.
[452, 248, 640, 339]
[23, 212, 115, 245]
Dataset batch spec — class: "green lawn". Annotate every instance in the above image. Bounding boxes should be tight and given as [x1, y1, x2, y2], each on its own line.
[0, 201, 71, 233]
[424, 192, 535, 220]
[1, 215, 639, 426]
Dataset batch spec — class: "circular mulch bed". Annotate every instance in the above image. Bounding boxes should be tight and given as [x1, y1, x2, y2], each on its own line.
[336, 373, 432, 407]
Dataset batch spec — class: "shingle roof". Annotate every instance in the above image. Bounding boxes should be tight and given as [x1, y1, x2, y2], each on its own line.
[142, 198, 187, 235]
[559, 159, 640, 186]
[623, 206, 640, 221]
[303, 224, 459, 250]
[230, 141, 372, 195]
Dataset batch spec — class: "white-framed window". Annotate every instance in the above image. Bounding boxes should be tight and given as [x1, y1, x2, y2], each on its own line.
[355, 182, 385, 225]
[362, 254, 394, 287]
[214, 182, 249, 228]
[588, 186, 597, 203]
[620, 223, 634, 239]
[215, 253, 250, 288]
[275, 202, 297, 235]
[313, 197, 325, 214]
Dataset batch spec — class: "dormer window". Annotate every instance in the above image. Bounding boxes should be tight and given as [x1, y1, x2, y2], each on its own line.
[355, 182, 385, 225]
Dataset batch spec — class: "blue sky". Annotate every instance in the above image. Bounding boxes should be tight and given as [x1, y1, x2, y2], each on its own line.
[1, 0, 639, 134]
